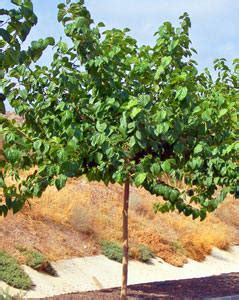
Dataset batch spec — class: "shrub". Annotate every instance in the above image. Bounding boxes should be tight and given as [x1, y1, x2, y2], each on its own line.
[101, 240, 123, 262]
[170, 240, 186, 256]
[16, 246, 57, 276]
[69, 206, 94, 235]
[0, 251, 32, 290]
[137, 244, 155, 262]
[130, 244, 154, 263]
[22, 249, 45, 269]
[101, 240, 154, 263]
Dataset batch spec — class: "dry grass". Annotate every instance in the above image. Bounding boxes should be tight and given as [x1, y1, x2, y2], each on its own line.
[215, 195, 239, 226]
[0, 176, 237, 266]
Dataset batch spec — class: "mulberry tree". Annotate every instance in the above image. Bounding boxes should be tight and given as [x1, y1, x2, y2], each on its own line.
[1, 1, 238, 298]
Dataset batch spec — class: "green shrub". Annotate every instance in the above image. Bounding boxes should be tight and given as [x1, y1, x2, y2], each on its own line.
[0, 251, 32, 290]
[16, 246, 57, 276]
[101, 240, 123, 263]
[25, 250, 45, 269]
[17, 247, 45, 269]
[136, 244, 154, 263]
[101, 241, 154, 263]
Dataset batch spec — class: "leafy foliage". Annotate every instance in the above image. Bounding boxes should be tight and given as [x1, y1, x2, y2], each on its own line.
[0, 0, 238, 221]
[0, 0, 54, 75]
[0, 251, 32, 290]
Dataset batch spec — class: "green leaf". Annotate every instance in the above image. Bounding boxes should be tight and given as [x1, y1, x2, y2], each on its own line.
[218, 108, 228, 118]
[0, 29, 11, 43]
[0, 175, 5, 188]
[0, 205, 8, 217]
[98, 22, 105, 27]
[170, 190, 180, 202]
[175, 87, 188, 101]
[19, 89, 28, 99]
[135, 130, 141, 140]
[96, 121, 107, 132]
[67, 137, 78, 151]
[57, 3, 66, 9]
[202, 110, 211, 121]
[12, 199, 24, 214]
[155, 110, 167, 122]
[200, 209, 207, 221]
[161, 160, 171, 173]
[155, 122, 169, 135]
[150, 163, 161, 176]
[154, 66, 164, 80]
[57, 5, 66, 22]
[122, 97, 138, 110]
[5, 48, 18, 66]
[194, 144, 203, 154]
[161, 56, 172, 68]
[91, 133, 106, 146]
[134, 172, 147, 187]
[33, 140, 42, 151]
[192, 106, 201, 114]
[58, 41, 68, 53]
[130, 107, 141, 119]
[169, 39, 179, 51]
[129, 136, 136, 147]
[45, 37, 55, 46]
[0, 69, 4, 79]
[95, 152, 103, 163]
[55, 174, 67, 190]
[5, 197, 12, 209]
[11, 0, 22, 5]
[119, 113, 127, 135]
[5, 148, 21, 163]
[192, 209, 200, 220]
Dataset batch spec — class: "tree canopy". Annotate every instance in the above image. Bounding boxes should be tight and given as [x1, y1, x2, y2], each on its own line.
[0, 0, 238, 218]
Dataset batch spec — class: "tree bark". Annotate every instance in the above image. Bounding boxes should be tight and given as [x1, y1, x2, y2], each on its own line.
[120, 179, 130, 300]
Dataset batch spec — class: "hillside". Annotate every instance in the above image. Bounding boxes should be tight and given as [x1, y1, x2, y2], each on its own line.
[0, 176, 238, 267]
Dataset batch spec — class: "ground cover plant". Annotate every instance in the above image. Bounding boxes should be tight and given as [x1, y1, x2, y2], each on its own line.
[17, 246, 45, 269]
[0, 0, 238, 298]
[15, 245, 57, 276]
[101, 240, 154, 263]
[101, 240, 123, 263]
[0, 251, 32, 290]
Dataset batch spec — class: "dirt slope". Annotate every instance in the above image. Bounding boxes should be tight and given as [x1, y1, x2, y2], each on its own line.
[0, 177, 237, 266]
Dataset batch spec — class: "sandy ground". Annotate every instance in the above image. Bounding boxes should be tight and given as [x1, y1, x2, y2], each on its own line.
[1, 246, 239, 299]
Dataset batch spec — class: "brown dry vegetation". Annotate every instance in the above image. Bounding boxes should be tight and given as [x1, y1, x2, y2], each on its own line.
[0, 175, 237, 267]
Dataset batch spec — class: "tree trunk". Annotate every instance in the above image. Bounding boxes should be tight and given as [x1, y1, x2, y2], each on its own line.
[120, 179, 130, 300]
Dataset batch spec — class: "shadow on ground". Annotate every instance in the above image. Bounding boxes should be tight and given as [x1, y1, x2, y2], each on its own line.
[27, 272, 239, 299]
